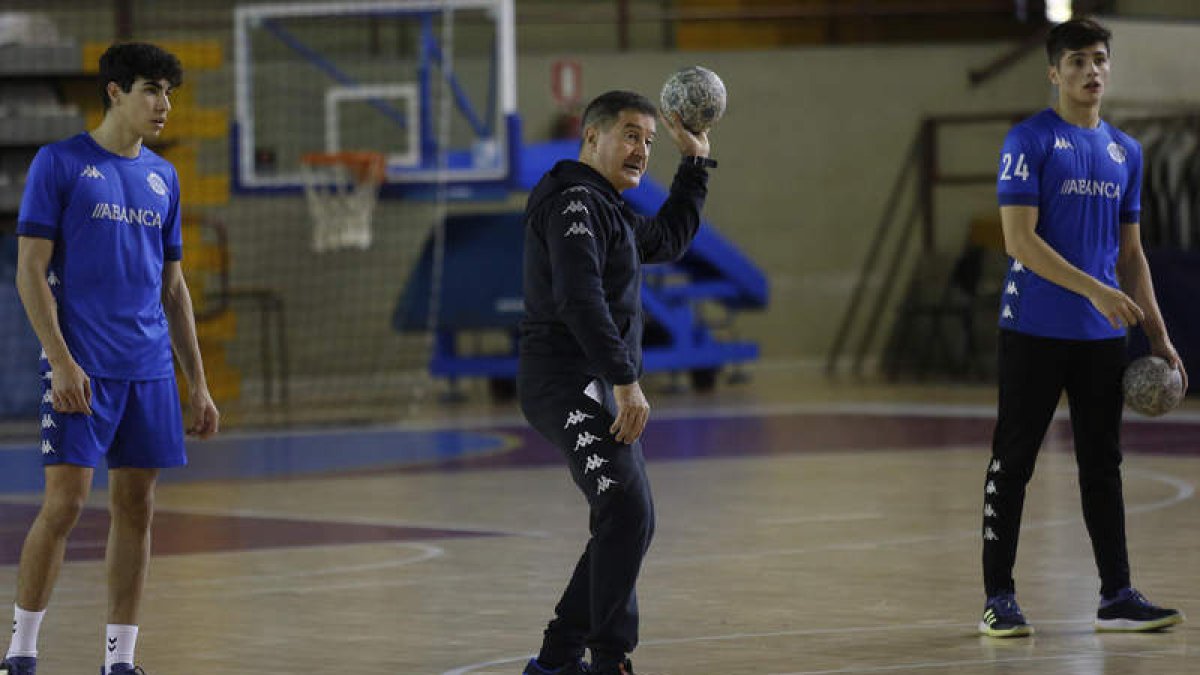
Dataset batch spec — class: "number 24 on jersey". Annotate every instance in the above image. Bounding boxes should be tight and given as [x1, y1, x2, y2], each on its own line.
[1000, 153, 1029, 181]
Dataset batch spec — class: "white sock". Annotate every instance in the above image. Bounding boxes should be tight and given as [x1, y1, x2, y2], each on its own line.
[7, 605, 45, 659]
[104, 624, 138, 672]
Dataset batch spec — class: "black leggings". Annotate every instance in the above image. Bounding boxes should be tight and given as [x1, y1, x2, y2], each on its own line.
[518, 370, 655, 666]
[983, 329, 1130, 598]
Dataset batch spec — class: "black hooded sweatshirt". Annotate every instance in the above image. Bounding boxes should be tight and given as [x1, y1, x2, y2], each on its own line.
[519, 158, 710, 385]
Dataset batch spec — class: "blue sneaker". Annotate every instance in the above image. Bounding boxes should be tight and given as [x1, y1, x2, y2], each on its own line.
[102, 665, 146, 675]
[522, 657, 589, 674]
[1096, 587, 1184, 632]
[0, 657, 37, 675]
[979, 593, 1033, 637]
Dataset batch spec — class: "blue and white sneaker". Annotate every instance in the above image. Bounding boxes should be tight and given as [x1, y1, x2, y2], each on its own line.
[522, 658, 589, 675]
[0, 657, 37, 675]
[979, 593, 1033, 637]
[1096, 587, 1184, 632]
[102, 664, 146, 675]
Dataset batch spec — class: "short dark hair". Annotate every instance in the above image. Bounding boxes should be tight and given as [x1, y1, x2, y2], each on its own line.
[1045, 18, 1112, 66]
[580, 90, 656, 136]
[98, 42, 183, 110]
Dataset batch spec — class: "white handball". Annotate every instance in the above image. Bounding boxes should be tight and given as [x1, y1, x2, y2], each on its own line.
[659, 65, 727, 134]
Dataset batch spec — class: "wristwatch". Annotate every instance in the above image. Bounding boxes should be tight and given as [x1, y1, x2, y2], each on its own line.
[682, 155, 717, 169]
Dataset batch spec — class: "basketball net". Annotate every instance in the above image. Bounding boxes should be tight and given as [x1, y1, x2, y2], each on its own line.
[300, 151, 386, 253]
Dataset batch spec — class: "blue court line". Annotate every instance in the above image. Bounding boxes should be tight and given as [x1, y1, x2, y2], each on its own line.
[0, 427, 515, 494]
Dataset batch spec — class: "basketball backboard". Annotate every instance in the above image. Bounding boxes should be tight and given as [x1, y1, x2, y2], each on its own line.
[232, 0, 519, 199]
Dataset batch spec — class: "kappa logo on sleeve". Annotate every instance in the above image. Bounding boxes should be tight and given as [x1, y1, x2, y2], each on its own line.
[564, 222, 593, 238]
[562, 200, 589, 215]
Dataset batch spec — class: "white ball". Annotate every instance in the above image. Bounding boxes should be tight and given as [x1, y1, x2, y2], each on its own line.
[659, 66, 727, 133]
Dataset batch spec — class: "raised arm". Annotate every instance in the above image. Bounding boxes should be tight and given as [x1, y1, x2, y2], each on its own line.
[635, 113, 713, 264]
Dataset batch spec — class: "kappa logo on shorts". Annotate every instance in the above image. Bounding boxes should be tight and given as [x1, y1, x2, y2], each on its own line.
[596, 475, 619, 494]
[41, 440, 55, 455]
[564, 409, 595, 429]
[983, 527, 999, 542]
[47, 271, 60, 287]
[574, 431, 601, 452]
[584, 454, 609, 473]
[42, 390, 53, 404]
[561, 200, 589, 215]
[985, 480, 998, 495]
[1001, 305, 1014, 320]
[1011, 261, 1024, 273]
[984, 503, 997, 518]
[989, 459, 1002, 473]
[42, 371, 53, 381]
[41, 414, 56, 430]
[1005, 282, 1018, 296]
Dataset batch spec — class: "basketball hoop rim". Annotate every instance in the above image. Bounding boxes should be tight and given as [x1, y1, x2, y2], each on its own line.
[300, 151, 388, 183]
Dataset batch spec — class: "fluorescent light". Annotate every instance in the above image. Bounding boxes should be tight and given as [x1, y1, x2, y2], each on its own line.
[1046, 0, 1072, 23]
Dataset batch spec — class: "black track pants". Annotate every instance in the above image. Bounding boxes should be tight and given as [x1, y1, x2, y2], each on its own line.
[983, 329, 1130, 598]
[519, 369, 655, 666]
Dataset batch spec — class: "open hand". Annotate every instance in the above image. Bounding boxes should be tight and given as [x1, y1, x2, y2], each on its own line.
[1088, 285, 1144, 329]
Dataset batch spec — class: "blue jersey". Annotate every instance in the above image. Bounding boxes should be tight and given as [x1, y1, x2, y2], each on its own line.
[995, 108, 1142, 340]
[17, 133, 183, 380]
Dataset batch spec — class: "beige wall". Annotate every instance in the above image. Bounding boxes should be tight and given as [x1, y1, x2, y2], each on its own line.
[1116, 0, 1200, 18]
[517, 46, 1048, 364]
[1105, 17, 1200, 107]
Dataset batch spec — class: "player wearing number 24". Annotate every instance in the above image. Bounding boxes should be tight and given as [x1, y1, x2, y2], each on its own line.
[978, 18, 1186, 639]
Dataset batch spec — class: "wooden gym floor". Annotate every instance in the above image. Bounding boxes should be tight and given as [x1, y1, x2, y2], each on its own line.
[0, 370, 1197, 674]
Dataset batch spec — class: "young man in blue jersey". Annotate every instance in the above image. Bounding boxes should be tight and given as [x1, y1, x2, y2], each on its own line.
[1, 43, 219, 675]
[979, 18, 1186, 638]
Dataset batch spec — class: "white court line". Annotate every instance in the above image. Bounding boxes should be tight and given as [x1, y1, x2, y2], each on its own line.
[443, 467, 1195, 674]
[761, 512, 883, 525]
[653, 466, 1193, 567]
[146, 502, 549, 539]
[43, 541, 444, 607]
[0, 494, 548, 540]
[769, 647, 1187, 675]
[146, 543, 446, 587]
[442, 619, 1155, 675]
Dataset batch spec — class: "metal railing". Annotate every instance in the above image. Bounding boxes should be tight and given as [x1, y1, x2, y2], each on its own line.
[825, 111, 1030, 379]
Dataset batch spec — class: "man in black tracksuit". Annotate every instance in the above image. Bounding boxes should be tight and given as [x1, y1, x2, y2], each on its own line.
[518, 90, 714, 675]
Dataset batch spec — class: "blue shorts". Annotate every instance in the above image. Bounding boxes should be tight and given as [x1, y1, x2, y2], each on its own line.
[40, 375, 187, 469]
